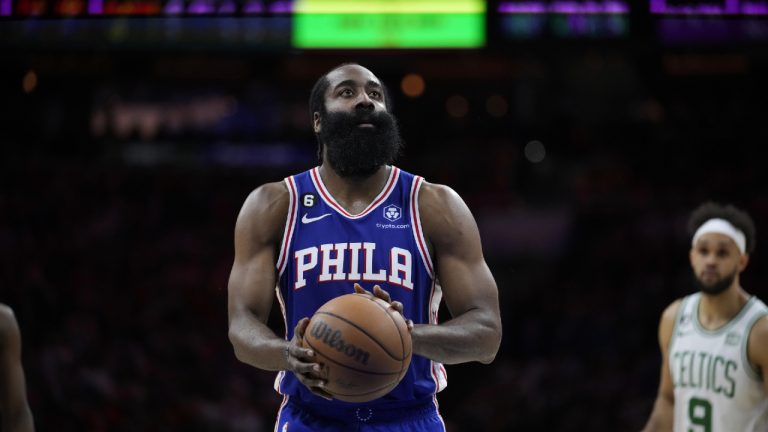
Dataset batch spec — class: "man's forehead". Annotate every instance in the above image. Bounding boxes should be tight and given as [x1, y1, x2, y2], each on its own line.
[694, 232, 738, 248]
[326, 65, 381, 87]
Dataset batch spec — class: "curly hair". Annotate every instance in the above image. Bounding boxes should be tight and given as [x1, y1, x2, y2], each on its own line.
[308, 63, 393, 163]
[687, 201, 757, 254]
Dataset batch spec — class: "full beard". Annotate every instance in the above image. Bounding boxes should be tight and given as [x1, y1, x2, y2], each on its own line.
[318, 108, 402, 178]
[693, 268, 737, 296]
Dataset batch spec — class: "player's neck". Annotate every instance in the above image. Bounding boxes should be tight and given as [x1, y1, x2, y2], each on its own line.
[698, 282, 750, 329]
[318, 164, 392, 207]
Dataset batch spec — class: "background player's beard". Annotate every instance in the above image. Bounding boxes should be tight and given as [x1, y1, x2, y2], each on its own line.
[318, 107, 402, 178]
[693, 268, 737, 296]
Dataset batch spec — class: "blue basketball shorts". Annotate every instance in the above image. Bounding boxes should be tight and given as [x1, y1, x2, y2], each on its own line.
[274, 397, 447, 432]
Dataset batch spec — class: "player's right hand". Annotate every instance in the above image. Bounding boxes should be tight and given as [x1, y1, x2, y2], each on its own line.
[287, 317, 333, 400]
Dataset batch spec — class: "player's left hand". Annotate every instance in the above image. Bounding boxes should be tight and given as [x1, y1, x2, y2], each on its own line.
[353, 283, 414, 332]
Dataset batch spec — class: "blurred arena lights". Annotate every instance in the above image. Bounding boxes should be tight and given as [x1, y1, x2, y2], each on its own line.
[401, 73, 426, 98]
[498, 0, 629, 14]
[446, 95, 469, 119]
[498, 0, 629, 39]
[486, 94, 508, 117]
[524, 140, 546, 163]
[22, 69, 37, 94]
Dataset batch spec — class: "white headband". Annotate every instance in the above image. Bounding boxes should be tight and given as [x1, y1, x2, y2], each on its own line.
[692, 218, 746, 254]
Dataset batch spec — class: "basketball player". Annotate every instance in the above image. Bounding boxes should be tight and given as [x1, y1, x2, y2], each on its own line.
[227, 63, 502, 431]
[642, 202, 768, 431]
[0, 304, 34, 432]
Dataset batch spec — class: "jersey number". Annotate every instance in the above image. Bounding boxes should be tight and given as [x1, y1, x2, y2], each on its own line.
[688, 397, 711, 432]
[302, 193, 315, 207]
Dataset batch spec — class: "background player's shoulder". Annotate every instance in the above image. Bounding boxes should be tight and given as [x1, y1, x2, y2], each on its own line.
[750, 313, 768, 335]
[0, 303, 16, 325]
[0, 303, 19, 344]
[661, 298, 684, 323]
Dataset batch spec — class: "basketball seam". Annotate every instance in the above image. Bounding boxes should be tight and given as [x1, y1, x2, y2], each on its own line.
[314, 310, 406, 361]
[365, 298, 411, 379]
[304, 338, 401, 376]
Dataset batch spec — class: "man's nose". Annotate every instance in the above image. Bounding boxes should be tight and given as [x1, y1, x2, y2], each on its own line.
[356, 92, 374, 109]
[704, 253, 719, 266]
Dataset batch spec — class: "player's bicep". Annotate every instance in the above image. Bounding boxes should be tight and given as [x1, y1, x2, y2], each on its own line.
[227, 184, 287, 324]
[228, 248, 277, 324]
[422, 184, 498, 318]
[435, 251, 497, 318]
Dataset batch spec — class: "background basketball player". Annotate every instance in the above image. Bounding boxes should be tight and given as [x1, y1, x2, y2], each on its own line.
[642, 202, 768, 431]
[0, 304, 34, 432]
[227, 63, 502, 431]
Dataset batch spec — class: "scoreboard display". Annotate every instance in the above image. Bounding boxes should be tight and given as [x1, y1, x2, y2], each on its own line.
[292, 0, 485, 48]
[650, 0, 768, 14]
[497, 1, 630, 39]
[3, 0, 768, 46]
[1, 0, 294, 16]
[0, 0, 486, 48]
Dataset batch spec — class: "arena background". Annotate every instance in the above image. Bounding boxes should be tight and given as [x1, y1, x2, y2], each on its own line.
[2, 1, 768, 430]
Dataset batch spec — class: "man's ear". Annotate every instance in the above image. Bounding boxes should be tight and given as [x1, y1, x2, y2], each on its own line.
[738, 253, 749, 272]
[313, 112, 321, 133]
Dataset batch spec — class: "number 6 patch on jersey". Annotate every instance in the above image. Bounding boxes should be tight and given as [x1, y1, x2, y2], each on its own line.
[301, 193, 316, 208]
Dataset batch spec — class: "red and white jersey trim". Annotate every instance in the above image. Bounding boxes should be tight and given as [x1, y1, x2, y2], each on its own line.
[410, 176, 434, 279]
[273, 286, 288, 393]
[429, 279, 448, 392]
[309, 166, 400, 219]
[276, 176, 299, 275]
[272, 395, 289, 432]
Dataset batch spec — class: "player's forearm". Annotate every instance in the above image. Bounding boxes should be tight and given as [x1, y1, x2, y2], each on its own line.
[228, 318, 290, 371]
[411, 308, 501, 365]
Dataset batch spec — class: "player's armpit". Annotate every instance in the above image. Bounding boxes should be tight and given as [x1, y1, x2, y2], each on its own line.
[411, 182, 502, 365]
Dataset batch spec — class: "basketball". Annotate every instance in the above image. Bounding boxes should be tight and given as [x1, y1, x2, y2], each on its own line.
[302, 293, 412, 403]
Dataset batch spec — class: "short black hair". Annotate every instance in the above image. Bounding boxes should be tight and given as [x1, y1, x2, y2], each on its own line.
[687, 201, 757, 254]
[308, 63, 394, 163]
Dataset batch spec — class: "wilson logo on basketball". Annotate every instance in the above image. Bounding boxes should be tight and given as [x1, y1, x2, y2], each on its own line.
[310, 320, 370, 366]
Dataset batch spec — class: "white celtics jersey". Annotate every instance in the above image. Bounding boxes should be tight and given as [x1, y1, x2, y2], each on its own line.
[669, 292, 768, 432]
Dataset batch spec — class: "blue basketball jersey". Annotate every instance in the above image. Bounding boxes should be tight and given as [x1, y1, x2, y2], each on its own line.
[274, 165, 447, 410]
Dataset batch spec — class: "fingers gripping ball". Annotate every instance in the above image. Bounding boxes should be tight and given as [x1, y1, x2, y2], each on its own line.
[302, 293, 412, 403]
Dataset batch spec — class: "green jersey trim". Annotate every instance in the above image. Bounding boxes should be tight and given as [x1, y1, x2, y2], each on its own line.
[693, 295, 757, 337]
